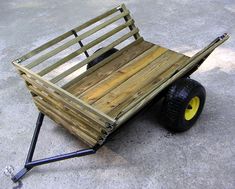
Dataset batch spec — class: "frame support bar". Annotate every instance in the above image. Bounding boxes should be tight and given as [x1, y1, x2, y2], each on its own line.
[25, 112, 44, 163]
[11, 112, 99, 183]
[71, 29, 90, 58]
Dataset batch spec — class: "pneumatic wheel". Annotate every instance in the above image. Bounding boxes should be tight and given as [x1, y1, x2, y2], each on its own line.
[87, 48, 118, 69]
[161, 78, 206, 132]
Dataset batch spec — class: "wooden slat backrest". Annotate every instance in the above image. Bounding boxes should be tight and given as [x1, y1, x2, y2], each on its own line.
[17, 5, 124, 62]
[14, 4, 141, 82]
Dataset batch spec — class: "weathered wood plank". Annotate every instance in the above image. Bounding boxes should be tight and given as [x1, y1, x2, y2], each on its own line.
[79, 45, 167, 104]
[66, 40, 154, 95]
[107, 56, 189, 118]
[93, 51, 185, 116]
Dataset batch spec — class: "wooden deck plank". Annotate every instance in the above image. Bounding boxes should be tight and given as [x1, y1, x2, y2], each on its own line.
[66, 40, 154, 94]
[92, 51, 186, 116]
[107, 56, 190, 118]
[79, 45, 168, 104]
[63, 40, 190, 121]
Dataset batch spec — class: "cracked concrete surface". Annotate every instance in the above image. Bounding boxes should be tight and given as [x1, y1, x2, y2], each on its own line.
[0, 0, 234, 189]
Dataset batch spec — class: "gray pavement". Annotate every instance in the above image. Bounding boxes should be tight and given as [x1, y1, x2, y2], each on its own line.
[0, 0, 234, 189]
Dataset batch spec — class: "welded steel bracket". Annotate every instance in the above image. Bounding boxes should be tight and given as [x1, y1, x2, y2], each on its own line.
[12, 112, 100, 183]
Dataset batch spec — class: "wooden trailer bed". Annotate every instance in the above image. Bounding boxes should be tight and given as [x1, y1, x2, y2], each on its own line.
[65, 40, 190, 119]
[12, 4, 228, 147]
[11, 3, 230, 182]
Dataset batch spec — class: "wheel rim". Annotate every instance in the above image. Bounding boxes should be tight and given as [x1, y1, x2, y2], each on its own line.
[184, 96, 200, 121]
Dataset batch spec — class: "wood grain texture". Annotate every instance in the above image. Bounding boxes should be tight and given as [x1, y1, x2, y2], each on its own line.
[65, 40, 190, 120]
[62, 37, 144, 90]
[65, 40, 154, 95]
[79, 45, 167, 104]
[93, 51, 186, 116]
[109, 56, 190, 118]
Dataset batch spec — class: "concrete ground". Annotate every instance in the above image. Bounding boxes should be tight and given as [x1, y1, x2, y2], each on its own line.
[0, 0, 235, 188]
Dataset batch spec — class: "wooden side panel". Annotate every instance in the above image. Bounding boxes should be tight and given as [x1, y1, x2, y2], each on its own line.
[26, 85, 106, 135]
[38, 19, 135, 77]
[21, 75, 107, 129]
[13, 62, 115, 124]
[34, 97, 98, 146]
[14, 70, 112, 147]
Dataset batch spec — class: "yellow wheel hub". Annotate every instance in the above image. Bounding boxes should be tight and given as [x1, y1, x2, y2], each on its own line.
[184, 96, 200, 121]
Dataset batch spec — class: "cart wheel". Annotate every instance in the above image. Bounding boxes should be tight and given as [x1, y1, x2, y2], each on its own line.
[87, 48, 118, 69]
[162, 78, 206, 132]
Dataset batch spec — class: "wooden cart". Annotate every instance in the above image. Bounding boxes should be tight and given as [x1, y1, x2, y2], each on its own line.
[11, 4, 229, 182]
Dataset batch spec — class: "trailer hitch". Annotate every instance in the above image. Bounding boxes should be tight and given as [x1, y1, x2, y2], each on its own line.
[11, 112, 101, 183]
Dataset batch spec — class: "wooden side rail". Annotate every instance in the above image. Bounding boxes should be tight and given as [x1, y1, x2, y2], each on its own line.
[12, 63, 115, 125]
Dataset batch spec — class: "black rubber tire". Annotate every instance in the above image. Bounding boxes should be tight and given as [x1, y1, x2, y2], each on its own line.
[87, 48, 118, 70]
[161, 78, 206, 132]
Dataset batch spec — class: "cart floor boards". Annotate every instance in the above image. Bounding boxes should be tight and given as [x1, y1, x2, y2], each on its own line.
[65, 40, 190, 119]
